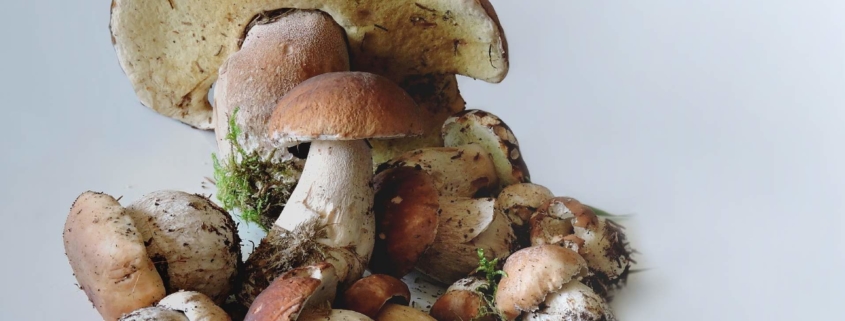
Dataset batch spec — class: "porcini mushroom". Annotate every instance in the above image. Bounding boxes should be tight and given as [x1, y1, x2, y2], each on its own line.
[157, 291, 231, 321]
[529, 197, 634, 295]
[416, 197, 515, 284]
[374, 304, 436, 321]
[245, 263, 338, 321]
[369, 167, 439, 277]
[126, 191, 241, 304]
[63, 192, 166, 321]
[442, 110, 530, 189]
[212, 9, 350, 228]
[495, 245, 615, 321]
[340, 274, 411, 318]
[495, 183, 554, 248]
[239, 71, 423, 306]
[429, 277, 494, 321]
[110, 0, 508, 130]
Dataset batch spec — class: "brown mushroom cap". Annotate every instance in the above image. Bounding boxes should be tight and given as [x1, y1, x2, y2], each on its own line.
[340, 274, 411, 318]
[214, 9, 349, 159]
[268, 72, 423, 145]
[495, 245, 588, 321]
[370, 167, 439, 277]
[245, 263, 338, 321]
[110, 0, 508, 128]
[63, 192, 166, 321]
[429, 277, 492, 321]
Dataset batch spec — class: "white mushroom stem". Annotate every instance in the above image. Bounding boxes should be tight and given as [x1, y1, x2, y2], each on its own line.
[275, 139, 376, 272]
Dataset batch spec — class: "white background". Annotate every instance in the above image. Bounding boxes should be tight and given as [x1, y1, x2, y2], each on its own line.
[2, 1, 844, 320]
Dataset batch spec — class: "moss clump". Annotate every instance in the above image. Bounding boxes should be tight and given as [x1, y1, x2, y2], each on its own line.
[212, 107, 302, 230]
[472, 248, 508, 321]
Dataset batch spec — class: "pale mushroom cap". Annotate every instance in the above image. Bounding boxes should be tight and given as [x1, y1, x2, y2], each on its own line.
[268, 72, 423, 145]
[214, 9, 349, 158]
[158, 291, 231, 321]
[442, 110, 529, 189]
[495, 245, 589, 321]
[110, 0, 507, 128]
[375, 144, 499, 198]
[374, 304, 436, 321]
[119, 307, 190, 321]
[63, 192, 165, 321]
[299, 309, 375, 321]
[524, 281, 616, 321]
[370, 167, 440, 277]
[126, 191, 241, 303]
[341, 274, 411, 318]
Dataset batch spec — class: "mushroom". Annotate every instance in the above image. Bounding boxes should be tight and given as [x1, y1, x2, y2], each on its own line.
[340, 274, 411, 318]
[239, 72, 423, 306]
[63, 192, 166, 321]
[126, 191, 241, 304]
[442, 110, 530, 189]
[495, 245, 614, 321]
[429, 277, 494, 321]
[110, 0, 507, 130]
[529, 197, 634, 295]
[245, 263, 338, 321]
[495, 183, 555, 248]
[211, 9, 350, 228]
[369, 167, 439, 277]
[416, 197, 515, 284]
[374, 304, 436, 321]
[119, 291, 231, 321]
[298, 310, 374, 321]
[375, 144, 499, 198]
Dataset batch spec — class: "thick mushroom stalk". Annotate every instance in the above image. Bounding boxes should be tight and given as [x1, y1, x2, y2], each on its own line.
[240, 72, 423, 306]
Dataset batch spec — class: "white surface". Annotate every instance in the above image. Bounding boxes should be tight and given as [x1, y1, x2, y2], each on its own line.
[1, 1, 844, 320]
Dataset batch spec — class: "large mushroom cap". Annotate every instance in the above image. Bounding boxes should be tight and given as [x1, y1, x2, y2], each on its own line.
[495, 245, 588, 321]
[245, 263, 338, 321]
[110, 0, 508, 128]
[268, 72, 423, 145]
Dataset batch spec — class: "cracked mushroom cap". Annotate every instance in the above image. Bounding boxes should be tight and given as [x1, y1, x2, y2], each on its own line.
[126, 191, 241, 304]
[370, 167, 439, 277]
[340, 274, 411, 318]
[214, 9, 350, 159]
[110, 0, 507, 128]
[429, 277, 492, 321]
[245, 263, 339, 321]
[523, 281, 616, 321]
[375, 144, 499, 198]
[416, 197, 515, 284]
[443, 110, 529, 190]
[267, 72, 423, 146]
[495, 245, 588, 321]
[63, 192, 166, 321]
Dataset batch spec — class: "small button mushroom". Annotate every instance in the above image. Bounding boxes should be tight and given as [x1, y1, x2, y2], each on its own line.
[63, 192, 166, 321]
[529, 197, 634, 295]
[416, 197, 516, 284]
[494, 245, 593, 321]
[340, 274, 411, 318]
[119, 291, 230, 321]
[126, 191, 241, 304]
[442, 110, 530, 190]
[429, 277, 494, 321]
[370, 167, 440, 277]
[245, 263, 338, 321]
[212, 9, 349, 228]
[240, 72, 424, 307]
[110, 0, 508, 129]
[375, 144, 500, 198]
[374, 304, 436, 321]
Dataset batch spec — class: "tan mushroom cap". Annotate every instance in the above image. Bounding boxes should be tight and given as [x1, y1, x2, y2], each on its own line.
[340, 274, 411, 318]
[245, 263, 337, 321]
[299, 309, 375, 321]
[157, 291, 231, 321]
[370, 167, 439, 277]
[110, 0, 508, 128]
[63, 192, 165, 321]
[374, 304, 436, 321]
[495, 245, 588, 321]
[496, 183, 554, 226]
[268, 72, 423, 146]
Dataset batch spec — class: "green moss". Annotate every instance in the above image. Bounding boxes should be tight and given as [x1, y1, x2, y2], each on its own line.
[212, 107, 302, 231]
[472, 248, 508, 321]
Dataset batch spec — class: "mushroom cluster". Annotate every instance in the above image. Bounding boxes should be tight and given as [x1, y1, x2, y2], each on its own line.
[61, 1, 639, 320]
